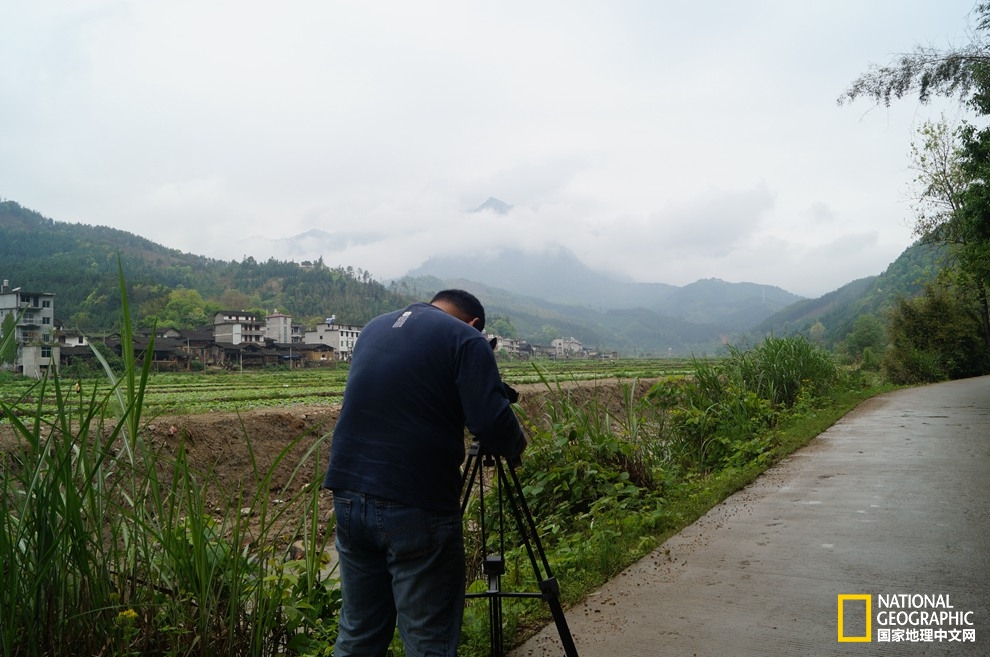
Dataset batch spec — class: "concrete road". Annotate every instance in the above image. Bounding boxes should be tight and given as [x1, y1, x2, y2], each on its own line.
[510, 376, 990, 657]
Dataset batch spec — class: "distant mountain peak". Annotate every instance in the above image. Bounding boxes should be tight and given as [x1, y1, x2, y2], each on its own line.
[472, 197, 513, 214]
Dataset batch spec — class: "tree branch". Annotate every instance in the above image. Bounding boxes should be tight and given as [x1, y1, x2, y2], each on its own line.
[838, 46, 990, 107]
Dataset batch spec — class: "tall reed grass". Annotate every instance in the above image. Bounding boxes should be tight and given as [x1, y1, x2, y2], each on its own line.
[0, 263, 338, 657]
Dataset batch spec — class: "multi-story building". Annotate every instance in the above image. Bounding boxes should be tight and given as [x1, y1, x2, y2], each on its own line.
[551, 336, 585, 358]
[304, 315, 362, 361]
[265, 310, 311, 345]
[487, 334, 532, 359]
[0, 278, 58, 378]
[265, 310, 293, 344]
[213, 310, 264, 345]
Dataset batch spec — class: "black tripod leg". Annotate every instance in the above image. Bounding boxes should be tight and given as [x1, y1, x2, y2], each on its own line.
[461, 446, 481, 516]
[485, 557, 505, 657]
[539, 578, 579, 657]
[497, 459, 580, 657]
[463, 444, 507, 656]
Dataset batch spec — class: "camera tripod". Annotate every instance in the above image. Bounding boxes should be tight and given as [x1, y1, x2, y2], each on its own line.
[460, 440, 579, 657]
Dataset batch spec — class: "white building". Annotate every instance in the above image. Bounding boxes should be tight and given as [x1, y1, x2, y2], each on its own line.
[551, 336, 584, 358]
[265, 310, 293, 344]
[486, 333, 533, 358]
[56, 328, 90, 347]
[0, 278, 58, 378]
[213, 310, 264, 345]
[304, 316, 362, 361]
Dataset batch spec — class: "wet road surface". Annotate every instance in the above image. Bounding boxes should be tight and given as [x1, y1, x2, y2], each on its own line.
[510, 376, 990, 656]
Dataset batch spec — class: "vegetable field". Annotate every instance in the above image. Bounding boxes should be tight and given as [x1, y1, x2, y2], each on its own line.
[0, 358, 697, 419]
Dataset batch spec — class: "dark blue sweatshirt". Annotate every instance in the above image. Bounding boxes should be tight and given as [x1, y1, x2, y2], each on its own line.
[323, 302, 526, 512]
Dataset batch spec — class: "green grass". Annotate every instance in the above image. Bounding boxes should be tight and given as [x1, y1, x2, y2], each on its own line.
[497, 358, 695, 385]
[456, 338, 894, 655]
[0, 358, 690, 420]
[0, 263, 341, 657]
[0, 369, 349, 418]
[2, 280, 890, 657]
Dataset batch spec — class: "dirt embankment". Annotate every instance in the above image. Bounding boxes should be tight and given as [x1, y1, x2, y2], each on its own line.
[1, 379, 656, 544]
[136, 378, 654, 494]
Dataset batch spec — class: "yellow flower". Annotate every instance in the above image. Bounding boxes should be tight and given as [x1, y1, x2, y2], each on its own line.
[117, 608, 139, 623]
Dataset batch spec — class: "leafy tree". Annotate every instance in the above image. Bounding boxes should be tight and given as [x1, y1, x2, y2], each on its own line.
[843, 6, 990, 353]
[536, 325, 561, 346]
[807, 321, 826, 344]
[955, 99, 990, 345]
[907, 119, 969, 239]
[882, 283, 990, 384]
[838, 4, 990, 107]
[161, 288, 209, 329]
[903, 117, 990, 347]
[487, 315, 517, 339]
[218, 288, 253, 311]
[844, 314, 886, 363]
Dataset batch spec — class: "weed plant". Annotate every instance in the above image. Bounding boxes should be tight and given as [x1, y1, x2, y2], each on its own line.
[459, 335, 878, 655]
[0, 264, 339, 657]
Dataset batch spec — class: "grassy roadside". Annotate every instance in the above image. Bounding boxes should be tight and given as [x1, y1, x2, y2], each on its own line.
[646, 382, 894, 556]
[466, 368, 899, 654]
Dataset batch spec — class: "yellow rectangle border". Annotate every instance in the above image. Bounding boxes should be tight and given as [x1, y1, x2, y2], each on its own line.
[837, 594, 872, 642]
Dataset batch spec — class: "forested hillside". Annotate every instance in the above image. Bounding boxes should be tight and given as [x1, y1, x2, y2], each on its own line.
[3, 198, 954, 355]
[0, 199, 797, 354]
[754, 241, 947, 346]
[0, 200, 412, 330]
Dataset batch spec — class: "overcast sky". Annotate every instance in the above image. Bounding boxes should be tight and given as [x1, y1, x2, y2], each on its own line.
[0, 1, 981, 298]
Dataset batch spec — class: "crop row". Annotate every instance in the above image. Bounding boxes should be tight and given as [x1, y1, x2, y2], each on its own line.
[0, 359, 698, 419]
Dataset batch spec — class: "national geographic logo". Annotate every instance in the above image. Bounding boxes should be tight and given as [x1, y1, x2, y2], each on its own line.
[838, 594, 977, 644]
[837, 595, 872, 642]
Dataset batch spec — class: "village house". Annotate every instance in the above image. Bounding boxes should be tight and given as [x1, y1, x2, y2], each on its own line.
[551, 336, 586, 358]
[40, 308, 347, 373]
[5, 276, 568, 376]
[0, 278, 58, 378]
[56, 327, 90, 347]
[264, 311, 307, 344]
[304, 315, 362, 361]
[265, 310, 294, 344]
[486, 334, 534, 359]
[213, 310, 264, 345]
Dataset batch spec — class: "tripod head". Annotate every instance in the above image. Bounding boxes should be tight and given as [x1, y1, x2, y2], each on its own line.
[467, 440, 522, 470]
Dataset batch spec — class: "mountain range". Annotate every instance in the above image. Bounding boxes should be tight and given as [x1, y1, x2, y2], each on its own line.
[409, 245, 802, 329]
[396, 238, 944, 354]
[1, 198, 946, 355]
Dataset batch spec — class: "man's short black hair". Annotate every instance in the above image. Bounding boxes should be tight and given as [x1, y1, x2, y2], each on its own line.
[430, 289, 486, 332]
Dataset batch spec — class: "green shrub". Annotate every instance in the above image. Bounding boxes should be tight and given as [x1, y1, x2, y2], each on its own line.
[459, 337, 856, 656]
[882, 283, 990, 383]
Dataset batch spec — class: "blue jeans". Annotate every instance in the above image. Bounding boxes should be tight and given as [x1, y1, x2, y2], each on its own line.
[332, 490, 466, 657]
